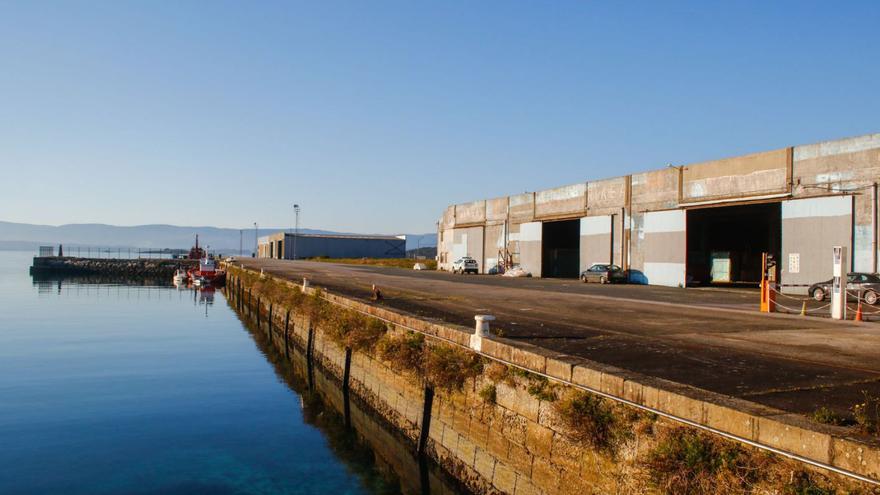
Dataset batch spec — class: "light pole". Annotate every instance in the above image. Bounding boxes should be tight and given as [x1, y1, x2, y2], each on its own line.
[253, 222, 258, 258]
[293, 204, 300, 260]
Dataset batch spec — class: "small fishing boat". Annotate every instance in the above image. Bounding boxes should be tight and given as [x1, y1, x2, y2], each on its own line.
[172, 268, 188, 285]
[187, 257, 226, 286]
[184, 235, 226, 286]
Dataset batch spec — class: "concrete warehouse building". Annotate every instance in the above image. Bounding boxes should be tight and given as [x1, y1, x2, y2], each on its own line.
[257, 232, 406, 260]
[437, 133, 880, 292]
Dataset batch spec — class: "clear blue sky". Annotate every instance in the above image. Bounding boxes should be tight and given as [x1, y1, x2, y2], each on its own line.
[1, 1, 877, 234]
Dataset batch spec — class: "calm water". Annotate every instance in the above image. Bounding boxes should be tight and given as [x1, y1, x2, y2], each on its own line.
[0, 251, 458, 495]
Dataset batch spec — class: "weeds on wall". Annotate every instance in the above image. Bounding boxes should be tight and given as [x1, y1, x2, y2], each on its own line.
[852, 391, 880, 436]
[231, 266, 386, 352]
[783, 471, 836, 495]
[377, 331, 426, 375]
[484, 362, 514, 386]
[554, 390, 626, 453]
[812, 406, 849, 427]
[645, 427, 767, 495]
[375, 331, 483, 392]
[479, 384, 497, 404]
[644, 427, 844, 495]
[422, 344, 483, 392]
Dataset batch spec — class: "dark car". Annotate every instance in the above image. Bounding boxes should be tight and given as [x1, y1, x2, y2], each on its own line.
[580, 263, 627, 284]
[809, 272, 880, 305]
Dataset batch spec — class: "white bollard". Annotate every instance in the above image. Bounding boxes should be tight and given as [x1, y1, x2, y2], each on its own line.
[302, 277, 310, 293]
[470, 314, 495, 352]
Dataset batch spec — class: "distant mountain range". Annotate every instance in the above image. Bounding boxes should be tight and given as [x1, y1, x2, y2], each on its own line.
[0, 221, 436, 253]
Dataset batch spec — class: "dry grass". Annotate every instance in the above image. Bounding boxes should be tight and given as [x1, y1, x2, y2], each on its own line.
[307, 257, 437, 270]
[852, 391, 880, 435]
[645, 427, 769, 495]
[485, 362, 515, 385]
[323, 308, 387, 351]
[377, 331, 425, 375]
[422, 344, 483, 392]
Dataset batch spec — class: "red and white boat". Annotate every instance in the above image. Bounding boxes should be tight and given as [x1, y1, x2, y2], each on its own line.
[188, 256, 226, 286]
[184, 235, 225, 286]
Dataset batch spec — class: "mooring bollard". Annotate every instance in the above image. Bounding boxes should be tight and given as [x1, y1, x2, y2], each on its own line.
[470, 314, 495, 352]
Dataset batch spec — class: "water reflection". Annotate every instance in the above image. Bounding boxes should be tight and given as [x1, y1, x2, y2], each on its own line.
[232, 294, 468, 495]
[4, 254, 465, 495]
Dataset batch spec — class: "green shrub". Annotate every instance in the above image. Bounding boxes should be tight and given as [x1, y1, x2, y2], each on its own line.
[812, 406, 848, 426]
[423, 344, 483, 392]
[554, 391, 622, 452]
[479, 384, 497, 403]
[377, 332, 425, 375]
[526, 375, 558, 402]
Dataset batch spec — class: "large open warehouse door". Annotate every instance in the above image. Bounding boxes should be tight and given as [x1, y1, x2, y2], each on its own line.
[542, 219, 580, 277]
[579, 215, 612, 272]
[686, 203, 780, 286]
[643, 210, 686, 287]
[781, 196, 853, 294]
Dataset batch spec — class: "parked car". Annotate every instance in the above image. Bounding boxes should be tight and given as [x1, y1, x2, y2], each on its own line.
[580, 263, 627, 284]
[452, 257, 479, 274]
[809, 272, 880, 304]
[224, 256, 236, 263]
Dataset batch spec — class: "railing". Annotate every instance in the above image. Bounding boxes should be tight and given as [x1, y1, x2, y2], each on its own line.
[38, 245, 192, 260]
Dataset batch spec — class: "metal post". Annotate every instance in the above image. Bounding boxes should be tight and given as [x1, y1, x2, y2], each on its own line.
[293, 204, 300, 260]
[253, 222, 258, 258]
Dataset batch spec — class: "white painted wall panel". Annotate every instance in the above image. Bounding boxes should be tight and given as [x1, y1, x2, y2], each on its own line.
[644, 209, 686, 234]
[520, 222, 542, 242]
[580, 215, 612, 236]
[781, 195, 853, 219]
[642, 210, 686, 287]
[643, 262, 686, 288]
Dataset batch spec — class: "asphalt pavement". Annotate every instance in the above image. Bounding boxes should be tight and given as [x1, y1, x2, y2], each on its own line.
[233, 258, 880, 419]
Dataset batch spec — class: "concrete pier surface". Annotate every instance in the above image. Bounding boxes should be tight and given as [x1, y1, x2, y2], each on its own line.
[232, 258, 880, 419]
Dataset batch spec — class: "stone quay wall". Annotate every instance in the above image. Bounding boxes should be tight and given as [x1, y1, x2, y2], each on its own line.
[226, 266, 880, 495]
[30, 256, 197, 278]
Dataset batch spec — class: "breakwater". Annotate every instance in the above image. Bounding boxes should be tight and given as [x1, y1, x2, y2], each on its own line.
[227, 266, 880, 494]
[30, 256, 197, 278]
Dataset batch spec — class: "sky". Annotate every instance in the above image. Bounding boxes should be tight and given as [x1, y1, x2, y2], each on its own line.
[0, 1, 878, 234]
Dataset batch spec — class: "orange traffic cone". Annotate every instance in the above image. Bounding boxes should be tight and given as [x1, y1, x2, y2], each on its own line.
[855, 301, 864, 322]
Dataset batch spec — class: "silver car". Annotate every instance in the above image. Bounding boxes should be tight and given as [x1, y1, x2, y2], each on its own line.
[809, 272, 880, 305]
